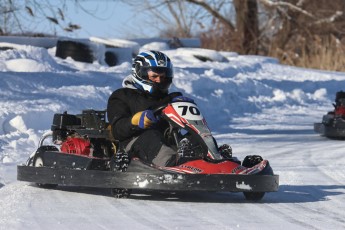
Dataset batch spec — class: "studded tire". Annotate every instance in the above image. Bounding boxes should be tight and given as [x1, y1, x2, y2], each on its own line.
[242, 155, 266, 201]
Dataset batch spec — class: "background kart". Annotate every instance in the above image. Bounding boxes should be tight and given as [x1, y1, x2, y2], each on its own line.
[314, 91, 345, 139]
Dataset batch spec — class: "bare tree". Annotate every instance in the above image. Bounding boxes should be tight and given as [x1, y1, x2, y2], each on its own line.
[233, 0, 259, 54]
[0, 1, 22, 35]
[257, 0, 345, 68]
[123, 0, 259, 54]
[181, 0, 345, 70]
[92, 0, 345, 70]
[0, 0, 81, 36]
[123, 0, 208, 38]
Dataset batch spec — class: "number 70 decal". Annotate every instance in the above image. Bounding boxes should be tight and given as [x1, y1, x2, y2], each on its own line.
[178, 105, 201, 116]
[172, 102, 204, 120]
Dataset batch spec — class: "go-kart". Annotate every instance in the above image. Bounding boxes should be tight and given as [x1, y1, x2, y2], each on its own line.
[314, 91, 345, 139]
[17, 99, 279, 201]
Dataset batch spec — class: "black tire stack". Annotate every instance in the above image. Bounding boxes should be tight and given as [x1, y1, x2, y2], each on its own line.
[55, 40, 94, 63]
[55, 39, 118, 66]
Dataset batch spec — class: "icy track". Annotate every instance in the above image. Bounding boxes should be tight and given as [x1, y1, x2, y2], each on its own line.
[1, 132, 345, 229]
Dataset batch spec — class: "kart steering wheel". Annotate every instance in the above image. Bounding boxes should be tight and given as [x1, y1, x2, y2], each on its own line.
[152, 104, 168, 115]
[151, 92, 183, 116]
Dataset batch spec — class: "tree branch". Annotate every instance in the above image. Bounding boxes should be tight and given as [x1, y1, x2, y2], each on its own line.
[185, 0, 235, 31]
[258, 0, 314, 18]
[313, 11, 343, 25]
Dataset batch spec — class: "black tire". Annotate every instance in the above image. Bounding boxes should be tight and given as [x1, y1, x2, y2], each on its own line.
[109, 153, 131, 198]
[242, 155, 265, 201]
[55, 40, 94, 63]
[111, 188, 131, 198]
[242, 155, 263, 168]
[243, 192, 265, 201]
[104, 51, 117, 67]
[33, 146, 59, 189]
[0, 46, 14, 51]
[193, 54, 212, 62]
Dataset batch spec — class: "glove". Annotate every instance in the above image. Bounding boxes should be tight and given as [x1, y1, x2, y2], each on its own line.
[172, 95, 195, 103]
[131, 110, 158, 129]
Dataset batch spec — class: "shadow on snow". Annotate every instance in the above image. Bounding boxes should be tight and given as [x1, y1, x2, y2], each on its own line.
[25, 183, 345, 204]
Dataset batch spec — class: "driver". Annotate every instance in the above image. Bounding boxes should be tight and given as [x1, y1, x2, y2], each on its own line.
[107, 50, 191, 167]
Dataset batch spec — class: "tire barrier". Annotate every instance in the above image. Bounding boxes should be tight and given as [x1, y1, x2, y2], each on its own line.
[55, 40, 94, 63]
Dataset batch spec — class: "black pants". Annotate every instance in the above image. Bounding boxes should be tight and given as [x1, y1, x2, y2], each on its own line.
[127, 129, 177, 166]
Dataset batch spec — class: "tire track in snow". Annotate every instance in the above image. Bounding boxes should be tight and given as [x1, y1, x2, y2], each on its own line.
[107, 198, 172, 230]
[267, 184, 345, 229]
[308, 139, 345, 184]
[105, 191, 260, 229]
[3, 133, 345, 229]
[104, 193, 236, 230]
[240, 133, 345, 229]
[259, 202, 328, 230]
[0, 182, 38, 228]
[301, 139, 345, 227]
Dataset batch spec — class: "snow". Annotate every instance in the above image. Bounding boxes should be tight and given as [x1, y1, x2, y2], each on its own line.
[1, 38, 345, 229]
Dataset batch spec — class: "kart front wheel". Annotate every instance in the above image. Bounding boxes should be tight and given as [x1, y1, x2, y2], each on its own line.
[242, 155, 266, 201]
[111, 188, 131, 198]
[109, 153, 131, 198]
[243, 192, 265, 201]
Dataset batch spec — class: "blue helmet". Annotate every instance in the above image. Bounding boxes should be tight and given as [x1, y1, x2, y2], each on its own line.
[131, 50, 173, 96]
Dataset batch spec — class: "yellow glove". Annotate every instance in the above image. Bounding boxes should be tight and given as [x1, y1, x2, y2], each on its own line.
[131, 110, 158, 129]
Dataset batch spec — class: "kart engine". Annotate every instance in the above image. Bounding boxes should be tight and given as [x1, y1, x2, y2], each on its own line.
[51, 110, 115, 158]
[60, 137, 91, 156]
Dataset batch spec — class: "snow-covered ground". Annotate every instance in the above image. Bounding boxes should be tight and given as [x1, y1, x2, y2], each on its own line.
[1, 40, 345, 229]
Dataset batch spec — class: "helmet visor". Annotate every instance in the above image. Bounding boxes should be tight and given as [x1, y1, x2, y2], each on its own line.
[140, 66, 173, 80]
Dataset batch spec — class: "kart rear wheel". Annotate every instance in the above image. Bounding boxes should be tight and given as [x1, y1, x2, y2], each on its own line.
[33, 156, 44, 167]
[33, 150, 58, 189]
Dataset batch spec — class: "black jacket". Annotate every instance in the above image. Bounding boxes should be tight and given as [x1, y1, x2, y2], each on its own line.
[107, 88, 180, 143]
